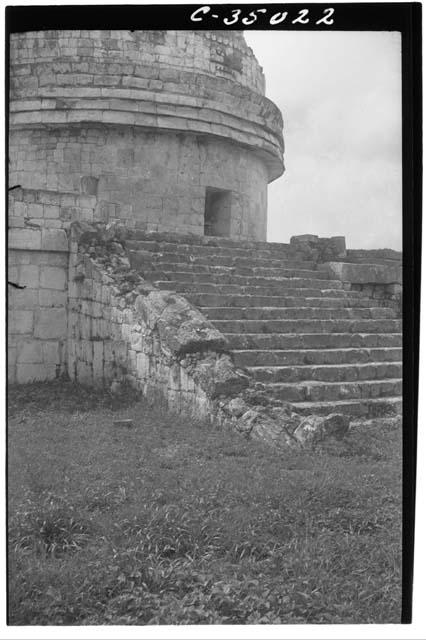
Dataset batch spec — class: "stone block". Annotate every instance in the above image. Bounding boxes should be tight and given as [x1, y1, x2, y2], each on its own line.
[290, 234, 317, 245]
[43, 341, 61, 364]
[8, 266, 19, 282]
[44, 204, 60, 219]
[17, 341, 43, 364]
[40, 266, 67, 290]
[324, 262, 402, 285]
[9, 228, 42, 250]
[93, 341, 104, 378]
[80, 175, 99, 195]
[76, 360, 93, 384]
[12, 201, 28, 217]
[41, 228, 68, 251]
[16, 363, 55, 383]
[18, 264, 39, 288]
[329, 236, 346, 255]
[9, 217, 26, 228]
[82, 340, 94, 363]
[39, 289, 67, 307]
[9, 288, 38, 309]
[9, 309, 33, 334]
[34, 308, 67, 339]
[90, 318, 99, 338]
[27, 203, 44, 218]
[43, 219, 63, 229]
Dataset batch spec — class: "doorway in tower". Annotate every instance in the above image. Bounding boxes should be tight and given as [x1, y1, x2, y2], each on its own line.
[204, 187, 232, 237]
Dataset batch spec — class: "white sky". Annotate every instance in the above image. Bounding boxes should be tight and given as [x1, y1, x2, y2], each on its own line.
[245, 31, 402, 250]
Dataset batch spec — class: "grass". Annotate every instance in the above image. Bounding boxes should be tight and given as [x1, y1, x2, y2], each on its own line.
[8, 381, 402, 625]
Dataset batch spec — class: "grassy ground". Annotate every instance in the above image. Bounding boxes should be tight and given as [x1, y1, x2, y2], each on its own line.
[8, 381, 402, 625]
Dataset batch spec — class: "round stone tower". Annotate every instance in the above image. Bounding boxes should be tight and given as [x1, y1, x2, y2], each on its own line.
[9, 29, 284, 240]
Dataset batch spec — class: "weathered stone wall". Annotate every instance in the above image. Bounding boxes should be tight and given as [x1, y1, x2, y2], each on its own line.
[8, 185, 96, 230]
[67, 223, 247, 416]
[10, 30, 265, 94]
[9, 127, 268, 238]
[8, 205, 68, 382]
[9, 30, 284, 242]
[290, 234, 402, 314]
[323, 254, 402, 313]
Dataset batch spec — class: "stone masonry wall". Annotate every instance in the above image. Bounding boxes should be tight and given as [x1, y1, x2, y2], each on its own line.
[9, 126, 268, 239]
[8, 209, 68, 383]
[324, 255, 402, 313]
[290, 234, 403, 314]
[10, 30, 265, 95]
[9, 30, 284, 242]
[67, 223, 248, 415]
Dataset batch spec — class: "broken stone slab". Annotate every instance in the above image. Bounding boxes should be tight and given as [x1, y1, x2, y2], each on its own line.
[233, 406, 351, 450]
[237, 408, 299, 448]
[318, 236, 347, 260]
[226, 396, 248, 417]
[320, 261, 402, 285]
[293, 413, 350, 445]
[290, 234, 319, 244]
[290, 235, 346, 261]
[135, 290, 228, 356]
[194, 353, 249, 398]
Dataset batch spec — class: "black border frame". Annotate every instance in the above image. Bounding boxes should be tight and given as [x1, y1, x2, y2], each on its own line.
[5, 2, 422, 626]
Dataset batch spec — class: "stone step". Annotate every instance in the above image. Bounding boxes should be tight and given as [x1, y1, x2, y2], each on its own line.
[126, 239, 307, 260]
[214, 318, 402, 334]
[291, 396, 402, 418]
[135, 262, 324, 279]
[268, 378, 402, 403]
[225, 332, 402, 350]
[122, 233, 402, 419]
[203, 306, 397, 321]
[187, 293, 389, 308]
[143, 271, 340, 288]
[233, 347, 402, 367]
[247, 362, 402, 383]
[129, 230, 306, 254]
[128, 250, 317, 270]
[155, 281, 366, 298]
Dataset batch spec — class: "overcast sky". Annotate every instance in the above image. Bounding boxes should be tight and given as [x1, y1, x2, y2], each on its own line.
[244, 31, 402, 250]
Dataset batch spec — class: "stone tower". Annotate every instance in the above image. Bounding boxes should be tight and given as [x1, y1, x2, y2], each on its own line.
[9, 29, 284, 241]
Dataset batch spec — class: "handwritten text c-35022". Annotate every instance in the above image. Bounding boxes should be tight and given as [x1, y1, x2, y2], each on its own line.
[190, 6, 335, 27]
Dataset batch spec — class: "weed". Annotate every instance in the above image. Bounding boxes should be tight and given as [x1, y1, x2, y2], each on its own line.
[10, 492, 95, 557]
[8, 381, 402, 624]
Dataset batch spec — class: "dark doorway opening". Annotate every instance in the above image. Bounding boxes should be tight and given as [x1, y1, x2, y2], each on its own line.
[204, 188, 232, 237]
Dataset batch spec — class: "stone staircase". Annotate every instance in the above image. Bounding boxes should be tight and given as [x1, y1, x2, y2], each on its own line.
[126, 233, 402, 418]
